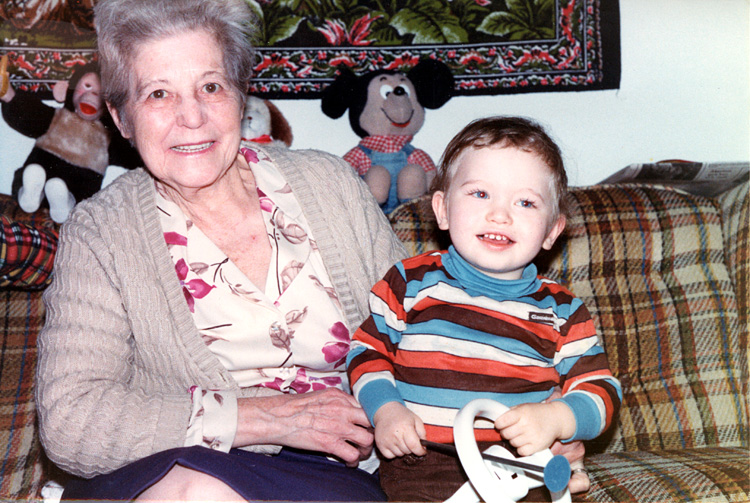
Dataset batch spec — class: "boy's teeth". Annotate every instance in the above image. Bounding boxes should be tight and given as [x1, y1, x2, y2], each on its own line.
[173, 142, 212, 152]
[484, 234, 509, 242]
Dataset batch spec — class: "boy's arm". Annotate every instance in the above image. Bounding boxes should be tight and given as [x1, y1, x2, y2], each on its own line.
[346, 265, 410, 425]
[553, 298, 622, 441]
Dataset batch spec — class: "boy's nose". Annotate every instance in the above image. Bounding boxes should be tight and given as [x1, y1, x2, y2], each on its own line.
[487, 204, 511, 223]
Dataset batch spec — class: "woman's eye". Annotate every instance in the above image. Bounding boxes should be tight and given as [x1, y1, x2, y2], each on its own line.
[203, 82, 221, 93]
[149, 89, 166, 100]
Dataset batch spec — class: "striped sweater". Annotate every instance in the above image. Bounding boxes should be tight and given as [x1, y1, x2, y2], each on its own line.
[347, 247, 622, 444]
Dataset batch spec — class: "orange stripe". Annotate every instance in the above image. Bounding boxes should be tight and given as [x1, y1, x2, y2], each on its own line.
[393, 350, 559, 383]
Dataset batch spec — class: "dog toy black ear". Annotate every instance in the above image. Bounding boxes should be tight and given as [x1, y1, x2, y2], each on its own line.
[408, 59, 454, 109]
[321, 67, 359, 119]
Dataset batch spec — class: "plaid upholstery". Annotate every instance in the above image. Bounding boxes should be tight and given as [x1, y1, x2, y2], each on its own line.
[719, 181, 749, 364]
[391, 184, 749, 502]
[0, 289, 46, 500]
[577, 447, 750, 503]
[388, 196, 447, 256]
[0, 194, 58, 291]
[0, 217, 58, 290]
[0, 194, 59, 500]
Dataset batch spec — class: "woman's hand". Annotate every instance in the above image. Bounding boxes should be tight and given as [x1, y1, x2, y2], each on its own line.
[372, 401, 427, 459]
[235, 388, 374, 467]
[551, 440, 590, 494]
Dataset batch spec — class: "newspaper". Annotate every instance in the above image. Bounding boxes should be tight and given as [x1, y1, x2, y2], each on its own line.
[599, 161, 749, 198]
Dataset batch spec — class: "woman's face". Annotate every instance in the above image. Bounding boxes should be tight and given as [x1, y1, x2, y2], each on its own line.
[116, 29, 244, 194]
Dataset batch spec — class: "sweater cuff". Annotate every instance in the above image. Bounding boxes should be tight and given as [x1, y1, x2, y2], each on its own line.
[357, 379, 406, 426]
[553, 393, 602, 442]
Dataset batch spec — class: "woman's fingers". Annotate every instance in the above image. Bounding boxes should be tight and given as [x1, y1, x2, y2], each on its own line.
[243, 388, 374, 466]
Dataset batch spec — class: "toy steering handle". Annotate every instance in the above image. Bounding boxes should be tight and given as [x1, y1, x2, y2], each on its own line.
[452, 398, 572, 503]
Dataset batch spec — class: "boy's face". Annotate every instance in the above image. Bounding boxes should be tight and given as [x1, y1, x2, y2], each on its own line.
[432, 146, 566, 281]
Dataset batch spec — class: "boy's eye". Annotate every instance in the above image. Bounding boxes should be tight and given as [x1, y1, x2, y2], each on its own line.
[470, 190, 488, 199]
[517, 199, 536, 208]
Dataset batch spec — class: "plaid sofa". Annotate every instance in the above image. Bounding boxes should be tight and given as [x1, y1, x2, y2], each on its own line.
[391, 181, 749, 503]
[0, 181, 747, 501]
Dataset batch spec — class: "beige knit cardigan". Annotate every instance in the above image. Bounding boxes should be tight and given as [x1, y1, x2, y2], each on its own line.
[36, 145, 407, 478]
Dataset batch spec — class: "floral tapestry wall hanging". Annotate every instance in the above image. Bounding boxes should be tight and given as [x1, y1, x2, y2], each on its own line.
[0, 0, 620, 98]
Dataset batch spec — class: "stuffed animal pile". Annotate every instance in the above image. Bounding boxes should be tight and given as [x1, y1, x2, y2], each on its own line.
[322, 59, 454, 214]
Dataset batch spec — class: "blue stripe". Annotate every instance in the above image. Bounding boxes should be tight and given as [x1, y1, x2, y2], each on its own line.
[357, 380, 405, 426]
[397, 381, 552, 408]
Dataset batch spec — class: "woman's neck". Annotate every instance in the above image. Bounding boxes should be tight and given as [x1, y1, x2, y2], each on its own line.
[156, 154, 257, 225]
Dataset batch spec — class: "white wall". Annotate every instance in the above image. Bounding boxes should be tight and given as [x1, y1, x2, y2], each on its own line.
[1, 0, 748, 193]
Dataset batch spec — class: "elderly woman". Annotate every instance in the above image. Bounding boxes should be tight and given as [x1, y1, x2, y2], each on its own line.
[35, 0, 406, 500]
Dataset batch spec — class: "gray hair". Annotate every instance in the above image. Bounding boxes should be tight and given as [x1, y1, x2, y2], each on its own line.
[94, 0, 257, 132]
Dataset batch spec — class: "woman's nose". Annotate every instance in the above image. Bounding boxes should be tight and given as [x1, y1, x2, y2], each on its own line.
[176, 95, 206, 128]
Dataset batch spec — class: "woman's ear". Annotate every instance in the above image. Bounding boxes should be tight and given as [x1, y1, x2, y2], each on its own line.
[542, 215, 566, 250]
[432, 191, 449, 231]
[106, 102, 131, 139]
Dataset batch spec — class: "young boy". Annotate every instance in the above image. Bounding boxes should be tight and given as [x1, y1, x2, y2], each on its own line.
[346, 116, 622, 501]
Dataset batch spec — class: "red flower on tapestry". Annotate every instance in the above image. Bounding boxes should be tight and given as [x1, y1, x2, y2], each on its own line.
[175, 259, 214, 312]
[254, 53, 298, 73]
[322, 321, 350, 368]
[317, 14, 380, 46]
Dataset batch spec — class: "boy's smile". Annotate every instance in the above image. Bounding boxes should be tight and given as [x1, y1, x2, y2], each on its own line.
[432, 145, 565, 280]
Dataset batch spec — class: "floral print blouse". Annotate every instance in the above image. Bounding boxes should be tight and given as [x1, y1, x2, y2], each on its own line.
[157, 146, 351, 451]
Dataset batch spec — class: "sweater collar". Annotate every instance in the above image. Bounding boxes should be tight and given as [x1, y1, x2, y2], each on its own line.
[442, 245, 541, 299]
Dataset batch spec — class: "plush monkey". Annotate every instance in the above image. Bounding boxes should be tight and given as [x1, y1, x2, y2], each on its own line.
[0, 56, 141, 223]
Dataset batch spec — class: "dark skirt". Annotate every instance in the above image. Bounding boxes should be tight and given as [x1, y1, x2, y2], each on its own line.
[62, 446, 387, 501]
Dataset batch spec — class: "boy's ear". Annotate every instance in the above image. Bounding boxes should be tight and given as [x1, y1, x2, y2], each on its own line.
[542, 215, 566, 250]
[432, 191, 450, 230]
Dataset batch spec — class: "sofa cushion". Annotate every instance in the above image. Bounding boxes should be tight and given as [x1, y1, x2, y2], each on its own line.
[0, 288, 46, 498]
[576, 446, 749, 502]
[719, 180, 749, 360]
[0, 194, 58, 499]
[538, 184, 747, 454]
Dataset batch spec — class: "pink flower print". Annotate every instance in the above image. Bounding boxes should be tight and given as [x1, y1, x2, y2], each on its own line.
[257, 187, 274, 213]
[241, 147, 259, 164]
[164, 231, 187, 247]
[175, 258, 215, 312]
[322, 322, 350, 368]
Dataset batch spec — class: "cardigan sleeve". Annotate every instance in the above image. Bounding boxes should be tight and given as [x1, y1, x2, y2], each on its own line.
[35, 204, 193, 478]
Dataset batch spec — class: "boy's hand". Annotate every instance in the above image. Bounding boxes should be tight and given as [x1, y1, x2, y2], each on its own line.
[494, 401, 575, 457]
[373, 402, 427, 459]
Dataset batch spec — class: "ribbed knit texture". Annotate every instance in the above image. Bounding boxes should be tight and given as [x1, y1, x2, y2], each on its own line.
[35, 144, 407, 477]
